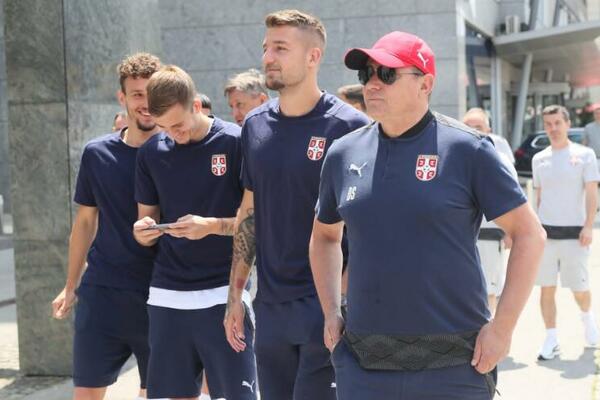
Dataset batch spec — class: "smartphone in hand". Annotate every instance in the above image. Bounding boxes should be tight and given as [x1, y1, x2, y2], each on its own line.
[143, 223, 171, 231]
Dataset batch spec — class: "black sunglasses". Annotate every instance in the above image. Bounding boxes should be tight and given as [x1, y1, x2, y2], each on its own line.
[358, 65, 423, 85]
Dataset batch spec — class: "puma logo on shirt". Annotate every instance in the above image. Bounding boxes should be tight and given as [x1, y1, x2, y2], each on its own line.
[242, 380, 255, 392]
[349, 162, 367, 177]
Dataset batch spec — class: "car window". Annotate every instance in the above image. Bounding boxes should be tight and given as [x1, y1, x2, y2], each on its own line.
[570, 133, 583, 143]
[532, 136, 549, 148]
[531, 131, 583, 148]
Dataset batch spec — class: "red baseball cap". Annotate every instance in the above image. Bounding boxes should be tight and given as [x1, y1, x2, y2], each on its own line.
[344, 31, 436, 77]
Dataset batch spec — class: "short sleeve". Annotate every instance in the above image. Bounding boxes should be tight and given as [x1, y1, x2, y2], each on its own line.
[134, 146, 159, 205]
[497, 137, 515, 164]
[241, 124, 253, 191]
[472, 138, 527, 221]
[315, 150, 342, 224]
[583, 150, 600, 183]
[73, 148, 97, 207]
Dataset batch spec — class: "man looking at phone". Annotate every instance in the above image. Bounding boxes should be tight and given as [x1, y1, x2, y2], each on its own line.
[133, 65, 256, 400]
[51, 53, 161, 400]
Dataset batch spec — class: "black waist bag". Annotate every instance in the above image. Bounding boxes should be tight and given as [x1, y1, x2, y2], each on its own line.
[343, 330, 478, 371]
[542, 225, 582, 240]
[478, 228, 505, 241]
[343, 330, 497, 397]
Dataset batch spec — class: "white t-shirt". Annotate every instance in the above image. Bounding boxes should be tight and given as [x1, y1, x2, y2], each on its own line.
[148, 285, 252, 311]
[489, 134, 515, 164]
[532, 142, 600, 226]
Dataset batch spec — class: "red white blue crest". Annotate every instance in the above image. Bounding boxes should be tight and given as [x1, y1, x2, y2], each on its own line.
[415, 155, 438, 181]
[211, 154, 227, 176]
[307, 137, 326, 161]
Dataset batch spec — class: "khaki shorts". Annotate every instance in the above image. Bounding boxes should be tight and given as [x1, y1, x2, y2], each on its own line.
[536, 239, 590, 291]
[477, 240, 507, 297]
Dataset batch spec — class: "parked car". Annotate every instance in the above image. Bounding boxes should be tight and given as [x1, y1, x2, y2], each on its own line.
[514, 128, 585, 176]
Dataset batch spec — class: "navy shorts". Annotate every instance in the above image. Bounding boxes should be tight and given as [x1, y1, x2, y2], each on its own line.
[73, 284, 150, 388]
[146, 303, 257, 399]
[254, 295, 336, 400]
[332, 340, 497, 399]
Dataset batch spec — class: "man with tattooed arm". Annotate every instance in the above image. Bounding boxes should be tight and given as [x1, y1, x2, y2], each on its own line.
[223, 9, 369, 400]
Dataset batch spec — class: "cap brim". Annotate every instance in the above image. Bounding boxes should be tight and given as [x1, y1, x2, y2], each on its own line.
[344, 48, 410, 70]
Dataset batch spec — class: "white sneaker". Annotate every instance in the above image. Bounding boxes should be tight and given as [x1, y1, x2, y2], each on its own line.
[538, 337, 560, 361]
[583, 315, 600, 348]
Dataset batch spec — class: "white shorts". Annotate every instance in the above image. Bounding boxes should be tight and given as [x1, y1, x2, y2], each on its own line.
[536, 239, 590, 291]
[476, 240, 507, 297]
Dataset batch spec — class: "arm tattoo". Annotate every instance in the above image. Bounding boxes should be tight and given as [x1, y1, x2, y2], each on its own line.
[232, 208, 256, 268]
[226, 209, 255, 314]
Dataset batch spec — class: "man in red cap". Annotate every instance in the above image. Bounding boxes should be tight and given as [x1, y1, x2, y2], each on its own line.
[310, 31, 546, 399]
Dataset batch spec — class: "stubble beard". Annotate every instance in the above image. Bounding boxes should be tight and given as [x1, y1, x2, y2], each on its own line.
[266, 77, 285, 91]
[136, 119, 156, 132]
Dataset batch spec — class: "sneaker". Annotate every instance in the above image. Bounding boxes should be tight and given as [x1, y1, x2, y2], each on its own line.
[538, 337, 560, 361]
[583, 315, 600, 348]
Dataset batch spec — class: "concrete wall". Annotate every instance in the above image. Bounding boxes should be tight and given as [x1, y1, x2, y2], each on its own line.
[0, 0, 10, 212]
[5, 0, 161, 376]
[159, 0, 465, 120]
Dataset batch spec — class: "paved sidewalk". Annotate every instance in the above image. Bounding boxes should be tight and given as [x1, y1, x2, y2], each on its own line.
[497, 267, 600, 399]
[0, 246, 15, 305]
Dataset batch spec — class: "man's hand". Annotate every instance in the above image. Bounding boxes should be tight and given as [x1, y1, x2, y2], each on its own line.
[471, 320, 511, 374]
[224, 299, 247, 352]
[166, 214, 217, 240]
[324, 312, 345, 352]
[133, 216, 163, 246]
[51, 288, 77, 319]
[580, 226, 593, 247]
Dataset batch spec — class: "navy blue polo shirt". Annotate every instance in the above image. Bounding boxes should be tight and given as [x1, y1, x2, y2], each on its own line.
[135, 118, 243, 291]
[242, 93, 370, 304]
[74, 132, 156, 292]
[316, 112, 526, 335]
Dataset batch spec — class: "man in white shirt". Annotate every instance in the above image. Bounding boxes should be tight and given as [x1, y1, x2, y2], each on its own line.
[463, 107, 514, 163]
[533, 105, 600, 360]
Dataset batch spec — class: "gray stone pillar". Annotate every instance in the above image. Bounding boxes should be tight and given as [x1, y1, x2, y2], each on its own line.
[0, 0, 10, 213]
[5, 0, 161, 376]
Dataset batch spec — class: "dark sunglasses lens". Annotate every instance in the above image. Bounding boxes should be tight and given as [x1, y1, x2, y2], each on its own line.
[378, 67, 396, 84]
[358, 65, 375, 85]
[358, 68, 369, 85]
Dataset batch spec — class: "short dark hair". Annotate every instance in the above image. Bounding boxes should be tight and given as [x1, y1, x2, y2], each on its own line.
[197, 93, 212, 110]
[542, 105, 570, 122]
[265, 9, 326, 50]
[147, 65, 196, 117]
